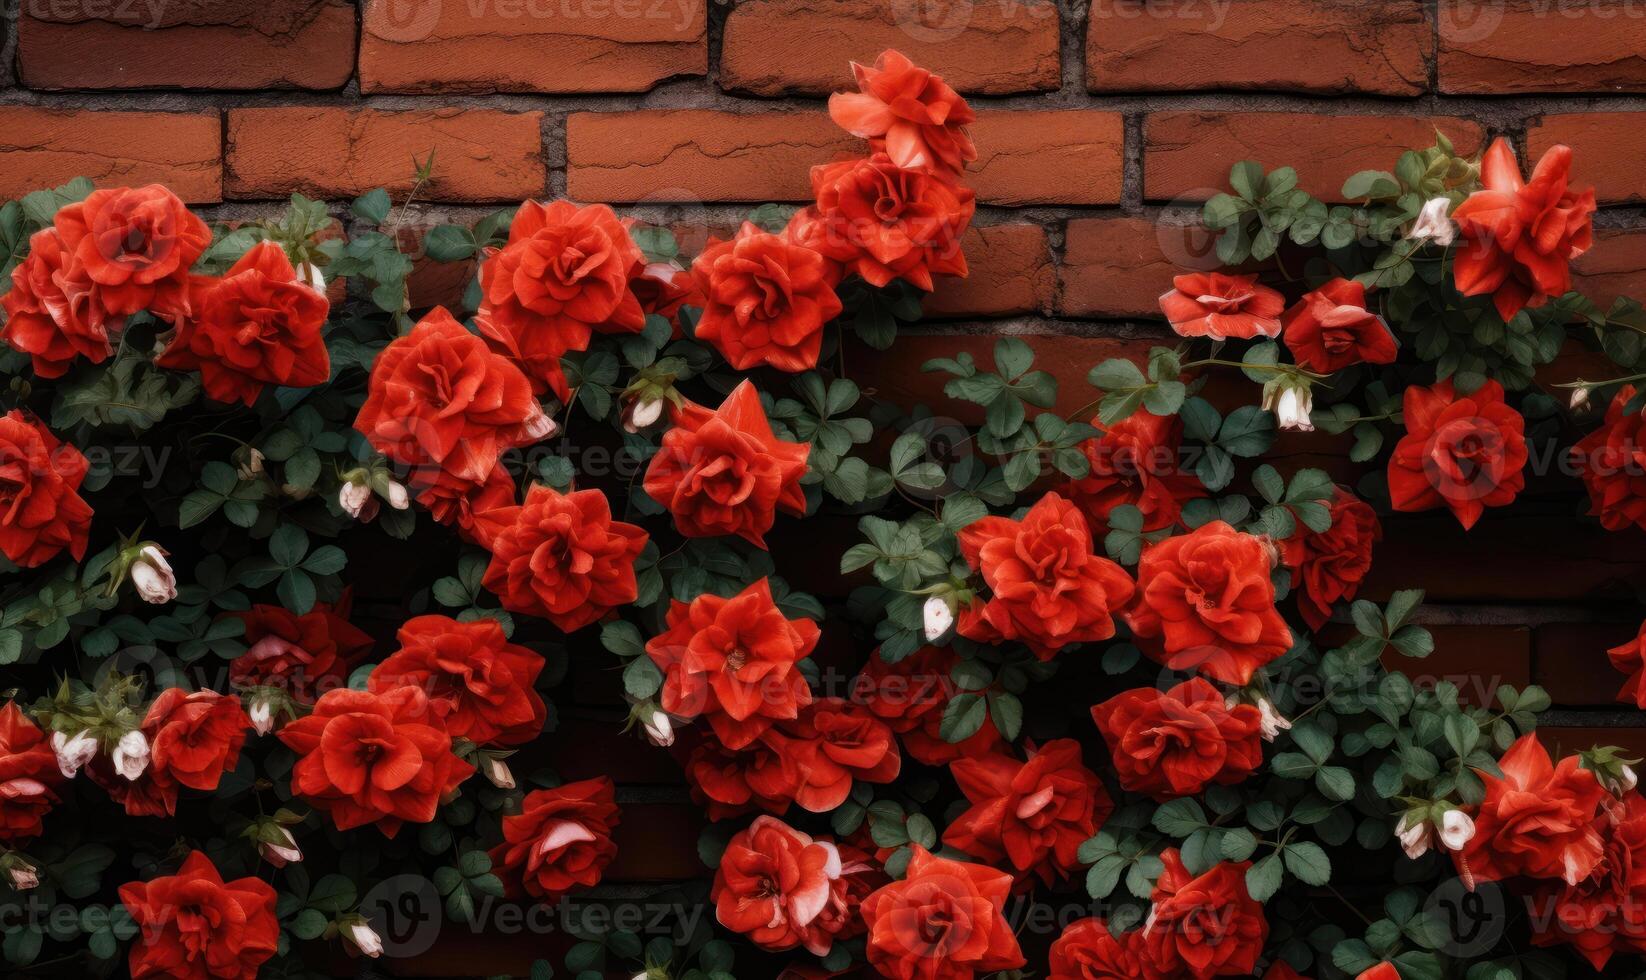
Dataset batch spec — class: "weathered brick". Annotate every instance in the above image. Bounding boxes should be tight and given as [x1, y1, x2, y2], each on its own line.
[1573, 228, 1646, 309]
[1145, 112, 1485, 202]
[1059, 216, 1220, 318]
[1089, 0, 1431, 96]
[721, 0, 1059, 95]
[1528, 113, 1646, 204]
[0, 107, 221, 202]
[924, 224, 1054, 319]
[358, 0, 706, 94]
[970, 111, 1126, 206]
[1438, 0, 1646, 94]
[226, 107, 545, 202]
[18, 0, 355, 90]
[1533, 621, 1637, 706]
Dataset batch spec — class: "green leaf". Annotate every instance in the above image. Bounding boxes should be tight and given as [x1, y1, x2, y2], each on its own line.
[353, 188, 392, 224]
[1283, 841, 1332, 885]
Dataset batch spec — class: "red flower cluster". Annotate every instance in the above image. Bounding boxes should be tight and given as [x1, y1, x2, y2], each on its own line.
[1092, 678, 1263, 799]
[481, 483, 647, 631]
[1140, 848, 1268, 979]
[942, 739, 1112, 885]
[1572, 386, 1646, 533]
[1159, 272, 1284, 340]
[1059, 409, 1203, 533]
[713, 815, 868, 956]
[828, 50, 976, 179]
[369, 615, 547, 747]
[228, 597, 374, 703]
[1388, 378, 1527, 530]
[859, 845, 1024, 979]
[689, 223, 843, 373]
[1454, 734, 1608, 887]
[852, 646, 1002, 766]
[1280, 486, 1382, 631]
[120, 851, 278, 980]
[1529, 792, 1646, 969]
[489, 777, 620, 902]
[1281, 277, 1399, 373]
[0, 703, 59, 841]
[1049, 918, 1145, 979]
[91, 689, 250, 818]
[0, 410, 93, 569]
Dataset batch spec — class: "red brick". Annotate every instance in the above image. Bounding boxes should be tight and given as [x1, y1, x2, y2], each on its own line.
[18, 1, 354, 90]
[0, 107, 221, 202]
[1573, 228, 1646, 309]
[1395, 626, 1531, 706]
[1439, 0, 1646, 94]
[924, 224, 1053, 319]
[1089, 0, 1431, 96]
[226, 107, 545, 202]
[1144, 112, 1484, 203]
[358, 0, 706, 94]
[1534, 621, 1637, 706]
[392, 223, 478, 313]
[1059, 216, 1221, 317]
[721, 0, 1060, 95]
[970, 111, 1125, 206]
[1528, 113, 1646, 204]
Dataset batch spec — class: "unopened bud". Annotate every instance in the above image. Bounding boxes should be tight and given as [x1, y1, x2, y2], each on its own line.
[922, 595, 956, 643]
[113, 729, 150, 781]
[52, 730, 97, 778]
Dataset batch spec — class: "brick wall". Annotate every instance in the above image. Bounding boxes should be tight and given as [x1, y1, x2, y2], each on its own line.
[7, 1, 1646, 972]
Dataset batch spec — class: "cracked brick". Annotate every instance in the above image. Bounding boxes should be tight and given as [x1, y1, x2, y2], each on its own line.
[0, 107, 221, 201]
[1439, 0, 1646, 93]
[924, 224, 1054, 318]
[970, 111, 1125, 206]
[1058, 216, 1218, 318]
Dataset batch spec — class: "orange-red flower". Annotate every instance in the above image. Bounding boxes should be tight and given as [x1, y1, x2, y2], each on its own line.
[851, 646, 1002, 766]
[279, 685, 473, 837]
[1281, 277, 1399, 373]
[145, 689, 250, 793]
[859, 844, 1024, 979]
[228, 597, 374, 704]
[368, 615, 547, 747]
[1159, 271, 1284, 340]
[631, 261, 704, 337]
[1453, 137, 1596, 322]
[683, 730, 799, 820]
[643, 380, 809, 548]
[777, 697, 901, 812]
[1608, 619, 1646, 709]
[1280, 486, 1381, 631]
[1049, 918, 1144, 980]
[1454, 734, 1608, 887]
[1528, 791, 1646, 969]
[0, 702, 59, 841]
[1387, 378, 1527, 530]
[1, 227, 118, 377]
[1091, 678, 1263, 799]
[0, 411, 93, 569]
[689, 223, 842, 373]
[956, 492, 1136, 661]
[412, 463, 518, 549]
[1141, 849, 1268, 980]
[119, 851, 278, 980]
[489, 776, 620, 902]
[1124, 520, 1292, 685]
[1059, 409, 1203, 533]
[713, 815, 845, 954]
[54, 184, 209, 322]
[477, 200, 646, 402]
[480, 483, 647, 631]
[828, 50, 977, 179]
[1572, 385, 1646, 533]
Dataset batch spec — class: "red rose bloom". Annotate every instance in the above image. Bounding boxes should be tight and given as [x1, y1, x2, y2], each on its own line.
[646, 578, 819, 750]
[1, 227, 118, 377]
[1529, 791, 1646, 969]
[53, 184, 210, 322]
[643, 380, 809, 548]
[942, 739, 1113, 885]
[859, 844, 1025, 980]
[852, 646, 1002, 766]
[1159, 271, 1284, 340]
[477, 200, 645, 402]
[1609, 620, 1646, 709]
[0, 702, 59, 841]
[228, 597, 374, 703]
[0, 411, 93, 568]
[1387, 378, 1527, 530]
[1355, 966, 1398, 980]
[1281, 277, 1399, 373]
[1453, 137, 1596, 322]
[480, 483, 647, 631]
[413, 463, 517, 548]
[1454, 733, 1608, 886]
[120, 851, 278, 980]
[145, 689, 250, 793]
[1572, 385, 1646, 532]
[631, 261, 705, 337]
[683, 731, 799, 820]
[1280, 486, 1382, 631]
[1049, 918, 1144, 980]
[1141, 848, 1268, 980]
[278, 685, 474, 837]
[354, 306, 554, 484]
[369, 615, 547, 747]
[689, 223, 843, 373]
[1125, 520, 1292, 685]
[957, 492, 1136, 660]
[788, 153, 975, 290]
[804, 840, 886, 955]
[778, 697, 901, 812]
[1060, 409, 1203, 533]
[489, 776, 620, 902]
[828, 50, 977, 178]
[156, 240, 329, 406]
[714, 815, 846, 955]
[1091, 678, 1263, 799]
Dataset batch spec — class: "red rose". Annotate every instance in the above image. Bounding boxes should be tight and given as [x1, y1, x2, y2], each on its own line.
[1609, 620, 1646, 709]
[368, 615, 547, 746]
[0, 411, 93, 568]
[713, 815, 846, 954]
[228, 597, 374, 703]
[788, 153, 975, 290]
[0, 702, 59, 841]
[646, 578, 818, 750]
[1387, 378, 1527, 530]
[156, 241, 329, 406]
[957, 492, 1136, 660]
[489, 776, 620, 902]
[1, 227, 118, 377]
[145, 689, 249, 793]
[804, 840, 886, 954]
[1355, 966, 1399, 980]
[1049, 918, 1144, 980]
[279, 685, 473, 837]
[120, 850, 278, 980]
[643, 380, 809, 548]
[778, 697, 901, 812]
[828, 50, 977, 178]
[1528, 791, 1646, 969]
[1159, 271, 1284, 340]
[53, 184, 209, 322]
[1454, 733, 1607, 886]
[851, 646, 1001, 766]
[1265, 964, 1312, 980]
[942, 739, 1112, 886]
[481, 483, 648, 631]
[1281, 278, 1399, 373]
[689, 223, 842, 373]
[354, 306, 554, 484]
[1280, 486, 1381, 631]
[859, 844, 1024, 979]
[631, 261, 704, 337]
[683, 730, 799, 820]
[1572, 385, 1646, 532]
[1059, 408, 1203, 533]
[477, 200, 645, 402]
[413, 463, 518, 548]
[1091, 678, 1263, 799]
[1125, 520, 1292, 685]
[1141, 848, 1267, 980]
[1453, 137, 1595, 322]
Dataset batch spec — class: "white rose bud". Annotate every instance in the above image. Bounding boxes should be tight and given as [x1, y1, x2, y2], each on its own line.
[1408, 196, 1456, 247]
[1623, 764, 1638, 793]
[237, 448, 266, 480]
[1570, 387, 1591, 412]
[344, 919, 383, 958]
[338, 481, 377, 522]
[1439, 809, 1476, 851]
[296, 262, 326, 295]
[248, 699, 274, 736]
[1263, 383, 1314, 432]
[642, 707, 675, 747]
[52, 730, 97, 778]
[522, 405, 559, 442]
[385, 479, 411, 511]
[482, 755, 515, 790]
[260, 825, 303, 867]
[1256, 697, 1293, 742]
[622, 396, 665, 434]
[129, 544, 177, 604]
[113, 729, 150, 781]
[1396, 812, 1432, 859]
[8, 862, 38, 891]
[922, 595, 956, 643]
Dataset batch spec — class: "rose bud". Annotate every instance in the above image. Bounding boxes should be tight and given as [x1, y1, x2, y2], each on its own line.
[338, 480, 378, 522]
[236, 447, 266, 480]
[343, 918, 383, 958]
[1408, 197, 1455, 247]
[1263, 381, 1314, 432]
[621, 394, 665, 434]
[7, 860, 38, 891]
[114, 729, 150, 780]
[248, 698, 275, 736]
[1396, 812, 1431, 859]
[52, 730, 98, 778]
[129, 544, 177, 604]
[1439, 808, 1475, 851]
[1256, 697, 1292, 741]
[260, 825, 303, 867]
[1569, 387, 1591, 412]
[296, 262, 326, 295]
[522, 404, 559, 442]
[640, 705, 674, 747]
[481, 754, 516, 790]
[384, 479, 411, 511]
[1623, 764, 1639, 793]
[922, 594, 956, 643]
